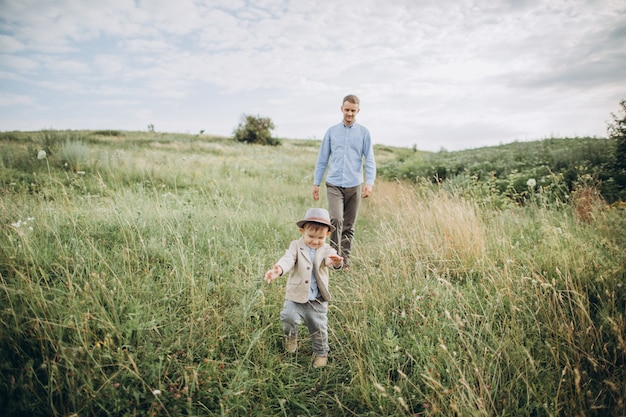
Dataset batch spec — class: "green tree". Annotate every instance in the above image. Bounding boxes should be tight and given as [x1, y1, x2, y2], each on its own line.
[605, 100, 626, 201]
[233, 114, 280, 146]
[608, 100, 626, 172]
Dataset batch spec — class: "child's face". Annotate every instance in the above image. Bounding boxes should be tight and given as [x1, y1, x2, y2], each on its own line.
[341, 101, 360, 126]
[300, 225, 331, 249]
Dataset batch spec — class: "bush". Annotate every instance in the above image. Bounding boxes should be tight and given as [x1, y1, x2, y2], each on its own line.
[233, 114, 280, 146]
[92, 130, 122, 137]
[608, 101, 626, 177]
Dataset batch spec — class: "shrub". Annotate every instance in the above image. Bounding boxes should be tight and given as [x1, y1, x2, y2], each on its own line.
[607, 100, 626, 197]
[92, 130, 121, 136]
[233, 114, 280, 146]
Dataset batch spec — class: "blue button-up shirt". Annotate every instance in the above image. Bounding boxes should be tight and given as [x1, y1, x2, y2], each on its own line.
[313, 122, 376, 188]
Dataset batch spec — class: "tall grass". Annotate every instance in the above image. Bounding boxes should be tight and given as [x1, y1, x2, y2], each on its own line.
[0, 132, 624, 416]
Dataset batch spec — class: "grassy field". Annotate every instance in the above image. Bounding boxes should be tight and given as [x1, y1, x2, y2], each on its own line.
[1, 131, 625, 416]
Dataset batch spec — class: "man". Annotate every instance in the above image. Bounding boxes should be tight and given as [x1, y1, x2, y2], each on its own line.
[312, 94, 376, 270]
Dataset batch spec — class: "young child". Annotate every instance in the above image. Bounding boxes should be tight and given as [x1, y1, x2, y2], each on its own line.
[264, 208, 343, 368]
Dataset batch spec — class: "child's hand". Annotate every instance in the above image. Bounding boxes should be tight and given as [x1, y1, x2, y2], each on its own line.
[326, 254, 344, 268]
[264, 265, 282, 283]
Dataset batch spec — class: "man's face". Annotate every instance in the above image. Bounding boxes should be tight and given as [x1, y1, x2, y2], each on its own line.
[341, 101, 360, 126]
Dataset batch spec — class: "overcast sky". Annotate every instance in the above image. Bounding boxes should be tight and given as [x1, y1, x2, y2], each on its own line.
[0, 0, 624, 151]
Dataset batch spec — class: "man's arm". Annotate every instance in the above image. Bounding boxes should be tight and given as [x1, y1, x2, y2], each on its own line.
[363, 130, 376, 192]
[313, 130, 332, 200]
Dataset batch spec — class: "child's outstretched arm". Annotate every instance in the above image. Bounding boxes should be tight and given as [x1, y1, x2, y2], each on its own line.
[325, 254, 344, 268]
[264, 265, 283, 283]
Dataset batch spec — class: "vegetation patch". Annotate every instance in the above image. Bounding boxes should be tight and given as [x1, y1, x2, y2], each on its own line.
[0, 128, 624, 416]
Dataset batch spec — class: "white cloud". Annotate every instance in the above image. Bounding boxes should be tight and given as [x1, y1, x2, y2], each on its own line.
[0, 54, 40, 71]
[0, 34, 24, 53]
[0, 93, 34, 106]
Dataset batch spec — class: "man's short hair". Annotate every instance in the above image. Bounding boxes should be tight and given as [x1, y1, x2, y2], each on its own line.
[343, 94, 360, 106]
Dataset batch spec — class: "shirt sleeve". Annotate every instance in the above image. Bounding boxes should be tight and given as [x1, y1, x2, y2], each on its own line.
[313, 129, 332, 186]
[363, 129, 377, 186]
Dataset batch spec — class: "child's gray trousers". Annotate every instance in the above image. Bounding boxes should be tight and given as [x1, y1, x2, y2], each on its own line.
[280, 299, 329, 357]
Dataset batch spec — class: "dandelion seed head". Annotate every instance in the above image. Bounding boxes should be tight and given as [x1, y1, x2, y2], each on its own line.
[37, 150, 47, 159]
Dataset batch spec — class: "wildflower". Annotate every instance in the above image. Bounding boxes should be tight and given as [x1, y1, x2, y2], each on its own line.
[37, 150, 47, 159]
[152, 389, 161, 396]
[11, 218, 35, 230]
[526, 178, 537, 187]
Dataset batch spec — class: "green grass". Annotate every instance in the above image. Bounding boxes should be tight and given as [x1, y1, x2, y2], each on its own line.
[0, 130, 625, 416]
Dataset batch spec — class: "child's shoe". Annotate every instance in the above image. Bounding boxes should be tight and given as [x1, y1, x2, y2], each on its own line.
[312, 355, 328, 368]
[285, 337, 297, 353]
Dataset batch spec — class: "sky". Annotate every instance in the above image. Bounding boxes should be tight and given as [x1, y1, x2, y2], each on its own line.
[0, 0, 625, 151]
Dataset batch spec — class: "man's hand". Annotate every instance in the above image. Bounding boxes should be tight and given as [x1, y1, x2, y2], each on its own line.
[312, 185, 320, 201]
[362, 184, 373, 198]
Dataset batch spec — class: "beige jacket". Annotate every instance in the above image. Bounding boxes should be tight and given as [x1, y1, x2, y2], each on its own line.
[275, 237, 336, 303]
